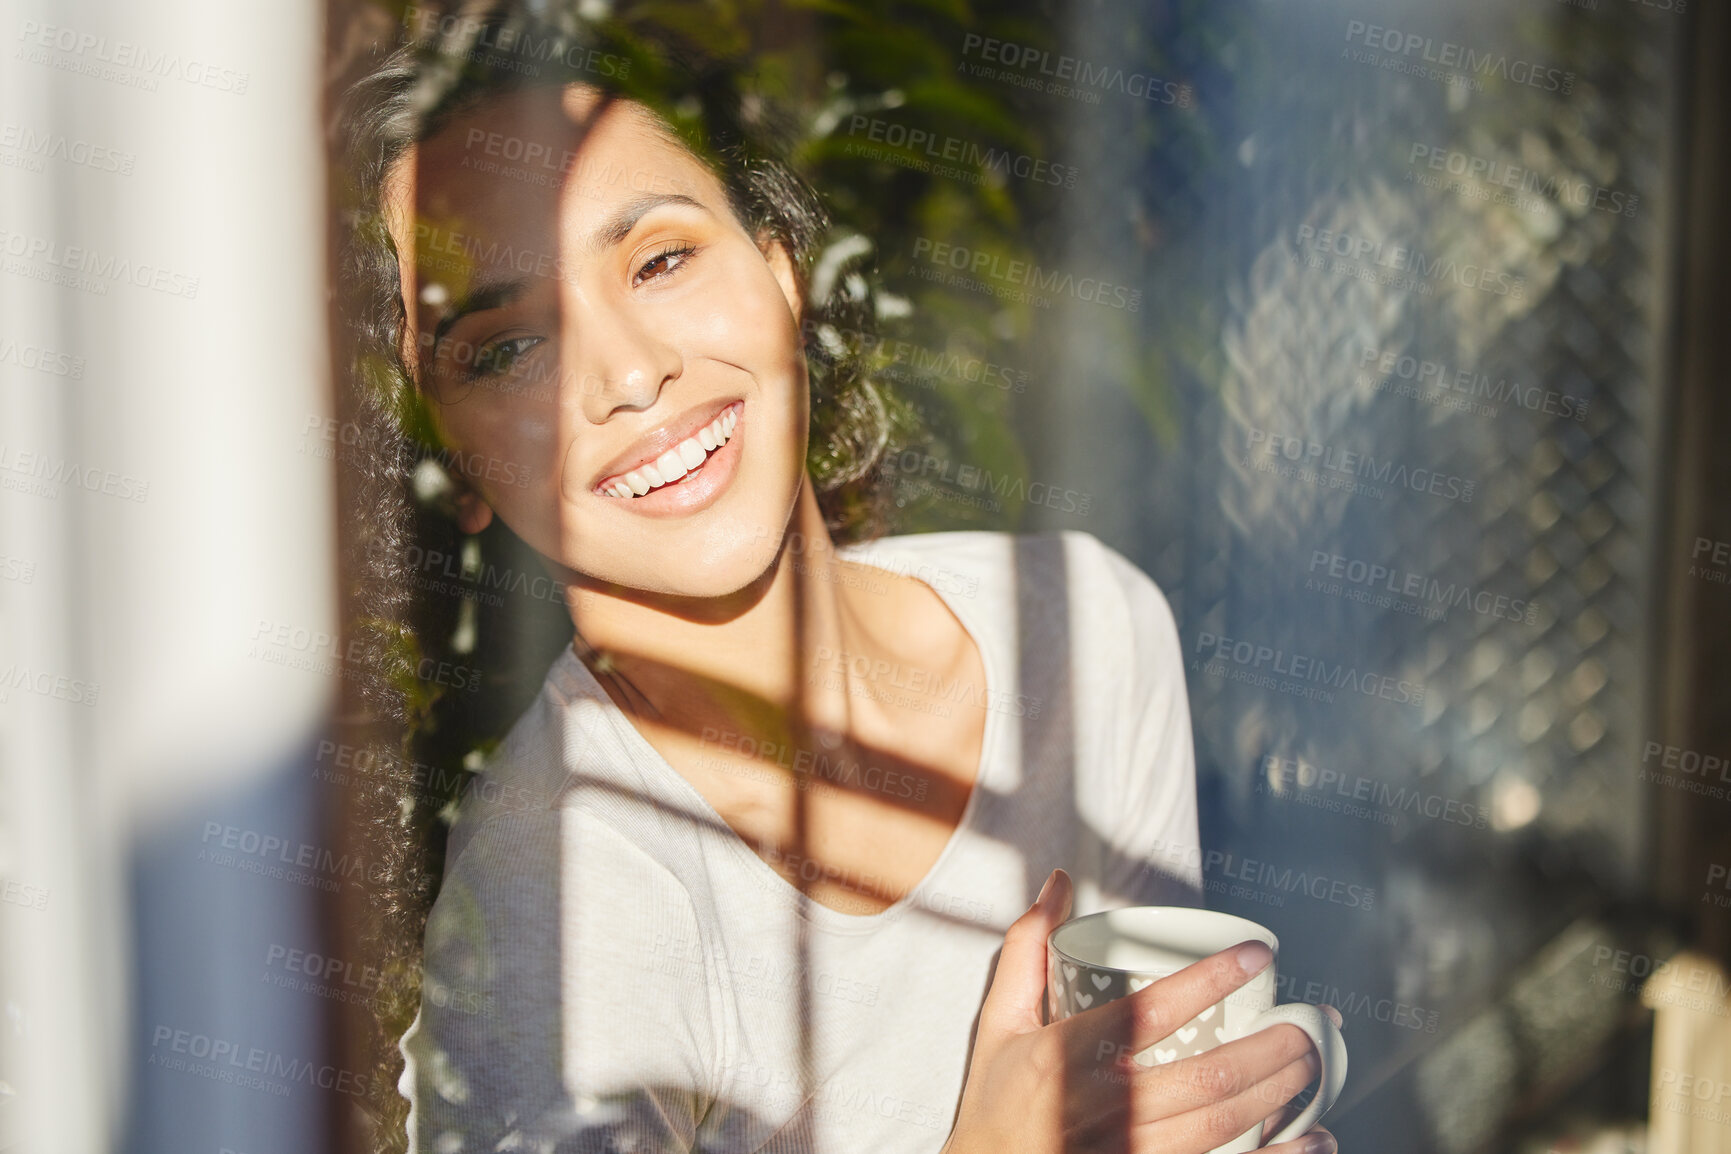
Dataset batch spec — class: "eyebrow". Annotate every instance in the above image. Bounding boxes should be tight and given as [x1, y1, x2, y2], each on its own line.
[592, 192, 709, 251]
[431, 277, 530, 350]
[424, 192, 711, 349]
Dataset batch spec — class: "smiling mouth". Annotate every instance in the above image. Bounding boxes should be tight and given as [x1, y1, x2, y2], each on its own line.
[596, 401, 741, 498]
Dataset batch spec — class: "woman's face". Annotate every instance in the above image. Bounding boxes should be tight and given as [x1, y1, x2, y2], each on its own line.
[382, 84, 810, 600]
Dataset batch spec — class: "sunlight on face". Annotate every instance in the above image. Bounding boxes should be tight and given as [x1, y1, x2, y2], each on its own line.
[384, 84, 810, 599]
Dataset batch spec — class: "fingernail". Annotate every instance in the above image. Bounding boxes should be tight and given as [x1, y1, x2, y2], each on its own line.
[1035, 870, 1057, 909]
[1302, 1132, 1336, 1154]
[1234, 940, 1273, 975]
[1323, 1004, 1343, 1029]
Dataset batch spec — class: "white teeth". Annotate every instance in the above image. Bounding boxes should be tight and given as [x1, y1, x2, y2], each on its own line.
[603, 405, 739, 497]
[655, 448, 687, 483]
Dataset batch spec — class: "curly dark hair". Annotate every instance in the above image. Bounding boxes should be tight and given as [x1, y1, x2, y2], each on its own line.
[323, 5, 912, 1149]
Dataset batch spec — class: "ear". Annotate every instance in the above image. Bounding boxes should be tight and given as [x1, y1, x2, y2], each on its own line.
[453, 485, 494, 535]
[757, 231, 803, 329]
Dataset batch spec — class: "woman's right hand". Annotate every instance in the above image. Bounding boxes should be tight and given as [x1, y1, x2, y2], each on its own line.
[942, 869, 1337, 1154]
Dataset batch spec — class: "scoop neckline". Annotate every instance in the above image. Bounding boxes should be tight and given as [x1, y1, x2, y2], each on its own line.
[554, 535, 1002, 935]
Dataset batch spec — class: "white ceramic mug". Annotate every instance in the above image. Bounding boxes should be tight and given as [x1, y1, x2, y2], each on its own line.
[1047, 907, 1348, 1153]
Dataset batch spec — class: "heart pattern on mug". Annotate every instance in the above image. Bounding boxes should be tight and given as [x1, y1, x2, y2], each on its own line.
[1049, 973, 1232, 1068]
[1136, 1009, 1226, 1066]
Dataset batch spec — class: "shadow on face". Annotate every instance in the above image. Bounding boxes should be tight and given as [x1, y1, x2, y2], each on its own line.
[384, 83, 813, 602]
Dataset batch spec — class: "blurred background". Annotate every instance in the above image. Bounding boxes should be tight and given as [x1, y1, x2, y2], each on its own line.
[3, 0, 1729, 1152]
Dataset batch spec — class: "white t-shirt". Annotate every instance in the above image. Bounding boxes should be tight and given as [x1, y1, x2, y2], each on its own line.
[400, 529, 1203, 1154]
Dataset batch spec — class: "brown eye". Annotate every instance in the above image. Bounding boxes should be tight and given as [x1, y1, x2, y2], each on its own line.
[633, 244, 695, 287]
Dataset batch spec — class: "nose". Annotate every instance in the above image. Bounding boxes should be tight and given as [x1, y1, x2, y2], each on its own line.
[566, 288, 684, 423]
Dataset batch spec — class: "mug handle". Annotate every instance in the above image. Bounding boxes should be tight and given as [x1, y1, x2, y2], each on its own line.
[1242, 1003, 1348, 1147]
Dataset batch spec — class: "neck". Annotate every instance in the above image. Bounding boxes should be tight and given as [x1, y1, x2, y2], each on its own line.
[563, 480, 867, 735]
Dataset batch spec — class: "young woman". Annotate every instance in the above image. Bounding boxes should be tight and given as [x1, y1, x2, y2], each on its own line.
[337, 8, 1338, 1153]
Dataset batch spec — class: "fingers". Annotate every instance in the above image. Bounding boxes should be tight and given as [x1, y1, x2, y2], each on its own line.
[1112, 1021, 1319, 1126]
[977, 868, 1073, 1035]
[1067, 1017, 1317, 1138]
[1128, 1052, 1322, 1154]
[1262, 1125, 1336, 1154]
[1062, 939, 1273, 1064]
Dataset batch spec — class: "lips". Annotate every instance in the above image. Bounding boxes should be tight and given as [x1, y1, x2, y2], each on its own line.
[592, 399, 742, 498]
